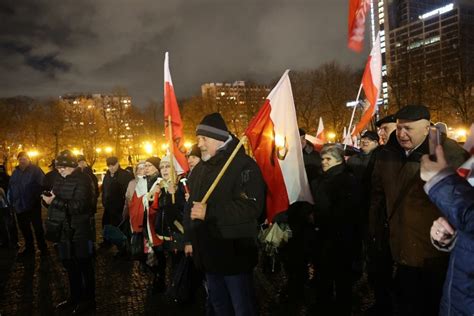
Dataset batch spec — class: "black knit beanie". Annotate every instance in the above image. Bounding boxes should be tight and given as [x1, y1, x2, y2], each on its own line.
[55, 150, 78, 168]
[196, 113, 229, 141]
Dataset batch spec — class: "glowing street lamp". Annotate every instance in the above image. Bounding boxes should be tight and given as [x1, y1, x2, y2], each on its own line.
[72, 148, 82, 156]
[144, 142, 153, 155]
[184, 142, 192, 150]
[27, 150, 39, 158]
[95, 148, 102, 153]
[105, 147, 113, 154]
[327, 132, 336, 142]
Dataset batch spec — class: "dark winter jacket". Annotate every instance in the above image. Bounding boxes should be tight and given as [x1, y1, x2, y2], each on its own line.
[184, 136, 265, 274]
[43, 169, 61, 192]
[369, 132, 468, 267]
[425, 171, 474, 315]
[48, 169, 95, 259]
[302, 142, 322, 183]
[81, 166, 99, 213]
[155, 180, 187, 251]
[310, 163, 360, 240]
[102, 167, 133, 214]
[8, 164, 44, 213]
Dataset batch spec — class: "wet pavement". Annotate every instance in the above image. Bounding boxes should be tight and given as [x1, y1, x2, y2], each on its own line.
[0, 206, 374, 315]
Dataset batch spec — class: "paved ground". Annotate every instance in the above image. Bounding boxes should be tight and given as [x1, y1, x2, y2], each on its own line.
[0, 205, 374, 315]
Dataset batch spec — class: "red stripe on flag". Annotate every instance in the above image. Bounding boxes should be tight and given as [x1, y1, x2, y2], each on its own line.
[164, 81, 189, 174]
[246, 100, 290, 222]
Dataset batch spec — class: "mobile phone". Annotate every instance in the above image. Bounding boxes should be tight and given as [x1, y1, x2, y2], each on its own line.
[428, 126, 440, 161]
[42, 191, 52, 197]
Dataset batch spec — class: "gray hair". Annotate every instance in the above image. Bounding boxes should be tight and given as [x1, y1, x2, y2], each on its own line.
[320, 144, 345, 163]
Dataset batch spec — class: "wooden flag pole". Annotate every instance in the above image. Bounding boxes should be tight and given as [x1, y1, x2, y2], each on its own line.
[201, 136, 247, 204]
[167, 115, 176, 204]
[344, 83, 363, 150]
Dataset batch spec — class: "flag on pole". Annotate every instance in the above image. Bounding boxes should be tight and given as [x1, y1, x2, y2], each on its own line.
[457, 156, 474, 186]
[352, 32, 382, 136]
[348, 0, 370, 52]
[245, 70, 313, 222]
[315, 117, 326, 147]
[164, 52, 189, 175]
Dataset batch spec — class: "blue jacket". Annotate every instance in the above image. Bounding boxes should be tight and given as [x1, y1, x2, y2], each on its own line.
[8, 164, 44, 213]
[426, 172, 474, 316]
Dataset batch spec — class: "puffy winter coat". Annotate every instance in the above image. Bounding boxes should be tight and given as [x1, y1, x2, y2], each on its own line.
[48, 169, 95, 259]
[426, 172, 474, 315]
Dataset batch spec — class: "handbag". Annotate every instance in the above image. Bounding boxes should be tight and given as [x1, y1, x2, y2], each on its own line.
[167, 256, 195, 303]
[44, 217, 63, 242]
[130, 232, 144, 260]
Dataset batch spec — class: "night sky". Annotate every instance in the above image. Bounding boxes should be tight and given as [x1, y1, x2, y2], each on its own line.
[0, 0, 368, 107]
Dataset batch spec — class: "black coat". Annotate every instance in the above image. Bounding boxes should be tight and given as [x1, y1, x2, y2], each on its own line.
[310, 163, 360, 241]
[184, 136, 265, 274]
[48, 169, 95, 259]
[102, 167, 133, 214]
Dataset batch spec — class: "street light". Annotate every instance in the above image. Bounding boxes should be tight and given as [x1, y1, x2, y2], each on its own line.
[27, 150, 39, 158]
[184, 141, 192, 150]
[327, 132, 336, 142]
[72, 148, 82, 156]
[95, 148, 102, 153]
[144, 142, 153, 155]
[105, 147, 113, 154]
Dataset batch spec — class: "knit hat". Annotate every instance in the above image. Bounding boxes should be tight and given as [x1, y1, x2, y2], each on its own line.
[159, 155, 171, 168]
[55, 150, 78, 168]
[196, 113, 229, 141]
[186, 144, 201, 159]
[146, 156, 161, 170]
[395, 105, 430, 121]
[361, 130, 380, 143]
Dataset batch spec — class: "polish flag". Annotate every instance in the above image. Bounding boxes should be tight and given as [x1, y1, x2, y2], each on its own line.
[457, 156, 474, 187]
[245, 70, 313, 222]
[315, 117, 326, 147]
[164, 52, 189, 175]
[348, 0, 370, 52]
[352, 32, 382, 136]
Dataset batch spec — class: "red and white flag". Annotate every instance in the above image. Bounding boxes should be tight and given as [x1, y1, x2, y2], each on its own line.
[352, 32, 382, 136]
[306, 117, 326, 151]
[348, 0, 370, 52]
[457, 156, 474, 186]
[246, 70, 313, 222]
[164, 52, 189, 175]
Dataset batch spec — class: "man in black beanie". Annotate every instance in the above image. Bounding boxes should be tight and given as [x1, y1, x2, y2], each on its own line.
[184, 112, 265, 316]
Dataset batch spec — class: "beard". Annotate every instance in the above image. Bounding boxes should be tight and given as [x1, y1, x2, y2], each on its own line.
[201, 152, 211, 162]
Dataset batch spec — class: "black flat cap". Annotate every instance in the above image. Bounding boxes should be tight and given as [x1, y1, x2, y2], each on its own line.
[361, 130, 380, 142]
[394, 105, 430, 121]
[375, 114, 396, 127]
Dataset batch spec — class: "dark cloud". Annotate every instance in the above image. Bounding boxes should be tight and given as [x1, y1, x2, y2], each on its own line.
[0, 0, 367, 106]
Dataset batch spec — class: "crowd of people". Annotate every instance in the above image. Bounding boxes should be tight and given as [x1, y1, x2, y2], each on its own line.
[0, 105, 472, 316]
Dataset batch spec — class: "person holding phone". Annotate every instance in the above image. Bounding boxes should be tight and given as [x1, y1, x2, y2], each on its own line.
[420, 145, 474, 315]
[42, 150, 96, 314]
[369, 105, 468, 315]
